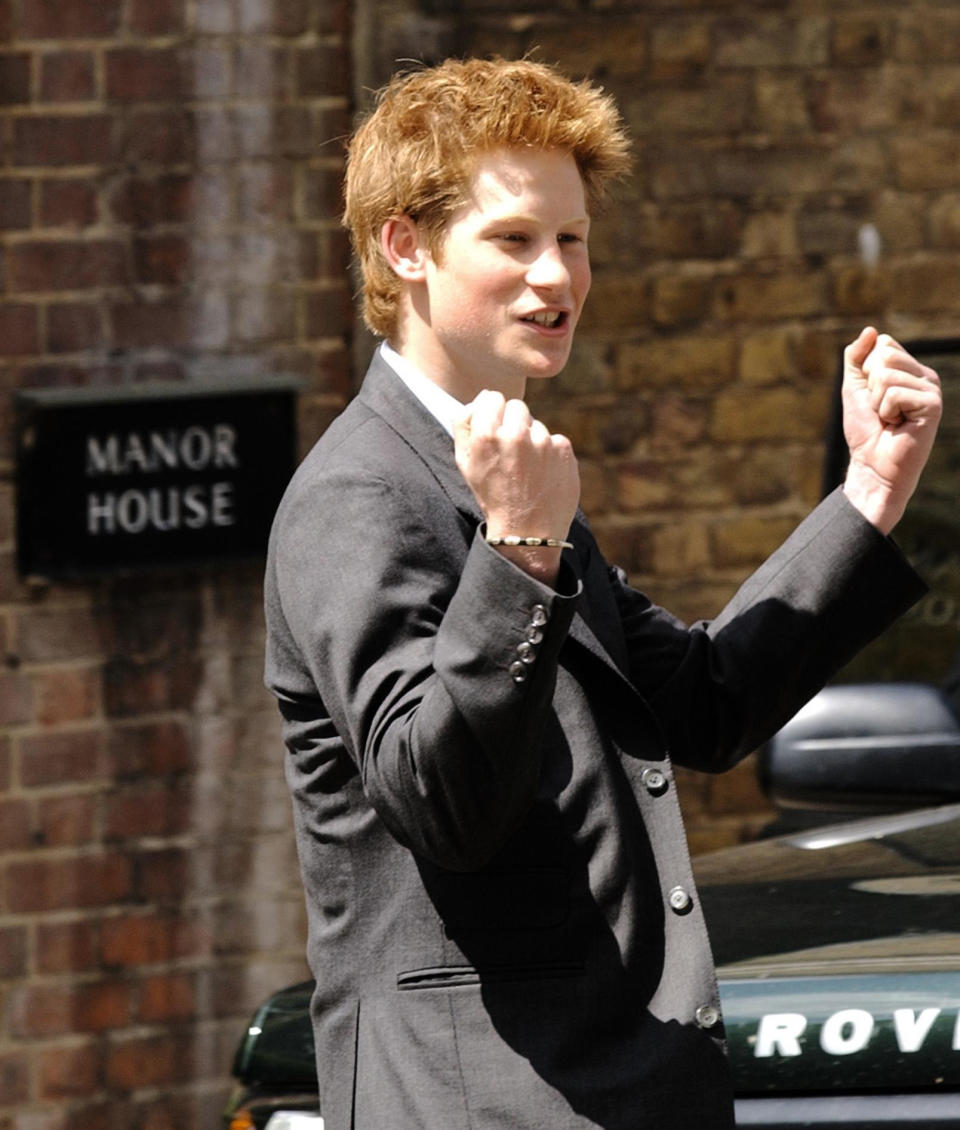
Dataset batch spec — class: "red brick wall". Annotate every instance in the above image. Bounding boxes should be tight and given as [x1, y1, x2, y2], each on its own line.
[0, 0, 351, 1125]
[3, 1, 960, 1125]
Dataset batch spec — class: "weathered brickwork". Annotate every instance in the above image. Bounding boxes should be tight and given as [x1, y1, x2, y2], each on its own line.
[0, 0, 350, 1125]
[1, 1, 958, 1125]
[461, 2, 960, 852]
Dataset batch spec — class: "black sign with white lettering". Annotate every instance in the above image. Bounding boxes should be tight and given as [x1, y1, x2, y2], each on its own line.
[16, 380, 299, 579]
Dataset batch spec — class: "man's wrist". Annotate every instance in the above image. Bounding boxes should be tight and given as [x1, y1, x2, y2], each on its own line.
[842, 461, 906, 536]
[489, 543, 563, 587]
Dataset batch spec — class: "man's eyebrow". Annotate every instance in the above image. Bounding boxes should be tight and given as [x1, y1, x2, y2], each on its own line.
[481, 212, 590, 228]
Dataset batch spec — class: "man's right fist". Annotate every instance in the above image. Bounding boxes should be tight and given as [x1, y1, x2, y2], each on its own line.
[454, 390, 580, 585]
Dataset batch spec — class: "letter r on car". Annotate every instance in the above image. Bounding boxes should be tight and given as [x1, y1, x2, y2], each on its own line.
[755, 1013, 807, 1057]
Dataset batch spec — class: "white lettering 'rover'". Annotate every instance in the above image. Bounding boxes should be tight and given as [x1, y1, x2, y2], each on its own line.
[755, 1007, 957, 1058]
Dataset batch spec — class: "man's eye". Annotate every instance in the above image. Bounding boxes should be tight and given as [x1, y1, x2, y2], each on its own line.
[499, 233, 527, 243]
[558, 233, 584, 245]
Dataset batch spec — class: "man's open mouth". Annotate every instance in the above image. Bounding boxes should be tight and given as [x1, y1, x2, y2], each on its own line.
[521, 311, 566, 329]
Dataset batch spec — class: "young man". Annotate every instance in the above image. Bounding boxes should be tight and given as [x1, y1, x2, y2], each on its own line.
[264, 58, 942, 1129]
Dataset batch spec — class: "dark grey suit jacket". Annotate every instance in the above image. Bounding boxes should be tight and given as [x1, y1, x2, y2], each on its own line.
[264, 352, 925, 1129]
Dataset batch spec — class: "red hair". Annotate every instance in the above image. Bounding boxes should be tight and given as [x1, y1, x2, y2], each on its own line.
[343, 57, 631, 339]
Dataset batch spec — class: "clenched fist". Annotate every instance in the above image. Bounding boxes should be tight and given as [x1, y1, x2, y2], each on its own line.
[454, 390, 579, 586]
[842, 327, 943, 534]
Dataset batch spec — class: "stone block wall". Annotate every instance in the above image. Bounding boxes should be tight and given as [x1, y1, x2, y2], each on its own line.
[2, 1, 960, 1126]
[454, 1, 960, 850]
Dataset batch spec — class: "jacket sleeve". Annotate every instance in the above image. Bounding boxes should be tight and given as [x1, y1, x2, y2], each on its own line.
[610, 488, 928, 772]
[266, 465, 580, 871]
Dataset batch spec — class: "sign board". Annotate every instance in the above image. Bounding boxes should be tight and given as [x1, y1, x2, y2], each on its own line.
[16, 379, 299, 579]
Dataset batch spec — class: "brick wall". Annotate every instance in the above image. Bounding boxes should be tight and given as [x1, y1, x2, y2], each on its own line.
[0, 0, 350, 1126]
[454, 2, 960, 851]
[3, 1, 960, 1126]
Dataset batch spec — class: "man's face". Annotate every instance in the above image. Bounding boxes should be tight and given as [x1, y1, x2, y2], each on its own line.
[413, 146, 591, 402]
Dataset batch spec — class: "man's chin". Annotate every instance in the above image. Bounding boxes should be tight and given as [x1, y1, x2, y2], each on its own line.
[523, 347, 570, 381]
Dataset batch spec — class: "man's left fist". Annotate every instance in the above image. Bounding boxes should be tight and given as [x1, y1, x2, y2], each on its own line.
[841, 326, 942, 535]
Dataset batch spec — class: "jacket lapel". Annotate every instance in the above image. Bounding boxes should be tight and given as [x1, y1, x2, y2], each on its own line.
[357, 351, 484, 525]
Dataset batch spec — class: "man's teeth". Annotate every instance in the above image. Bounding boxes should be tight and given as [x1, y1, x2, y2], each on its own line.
[525, 312, 562, 327]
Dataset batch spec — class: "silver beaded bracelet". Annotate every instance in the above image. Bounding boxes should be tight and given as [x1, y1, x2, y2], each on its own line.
[486, 536, 573, 550]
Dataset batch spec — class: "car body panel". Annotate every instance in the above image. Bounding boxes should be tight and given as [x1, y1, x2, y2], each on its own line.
[232, 984, 317, 1090]
[723, 971, 960, 1092]
[733, 1093, 960, 1129]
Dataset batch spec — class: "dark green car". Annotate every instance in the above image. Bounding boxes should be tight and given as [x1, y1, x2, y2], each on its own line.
[224, 681, 960, 1130]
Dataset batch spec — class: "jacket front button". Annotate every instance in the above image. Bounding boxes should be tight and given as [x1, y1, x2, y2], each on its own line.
[509, 661, 528, 683]
[695, 1005, 720, 1029]
[668, 886, 692, 914]
[641, 767, 668, 796]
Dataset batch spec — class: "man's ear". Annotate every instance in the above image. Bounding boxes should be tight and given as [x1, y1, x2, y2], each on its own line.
[381, 215, 428, 281]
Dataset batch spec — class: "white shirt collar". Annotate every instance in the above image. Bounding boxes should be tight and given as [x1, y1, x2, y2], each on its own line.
[379, 341, 463, 437]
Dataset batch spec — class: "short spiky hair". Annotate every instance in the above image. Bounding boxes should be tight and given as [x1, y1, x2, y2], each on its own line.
[343, 56, 632, 340]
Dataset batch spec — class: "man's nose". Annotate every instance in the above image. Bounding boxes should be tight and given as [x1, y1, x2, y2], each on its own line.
[526, 243, 569, 289]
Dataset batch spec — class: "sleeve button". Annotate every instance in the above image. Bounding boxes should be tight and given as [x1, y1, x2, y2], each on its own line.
[509, 661, 528, 683]
[530, 604, 549, 627]
[516, 641, 537, 664]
